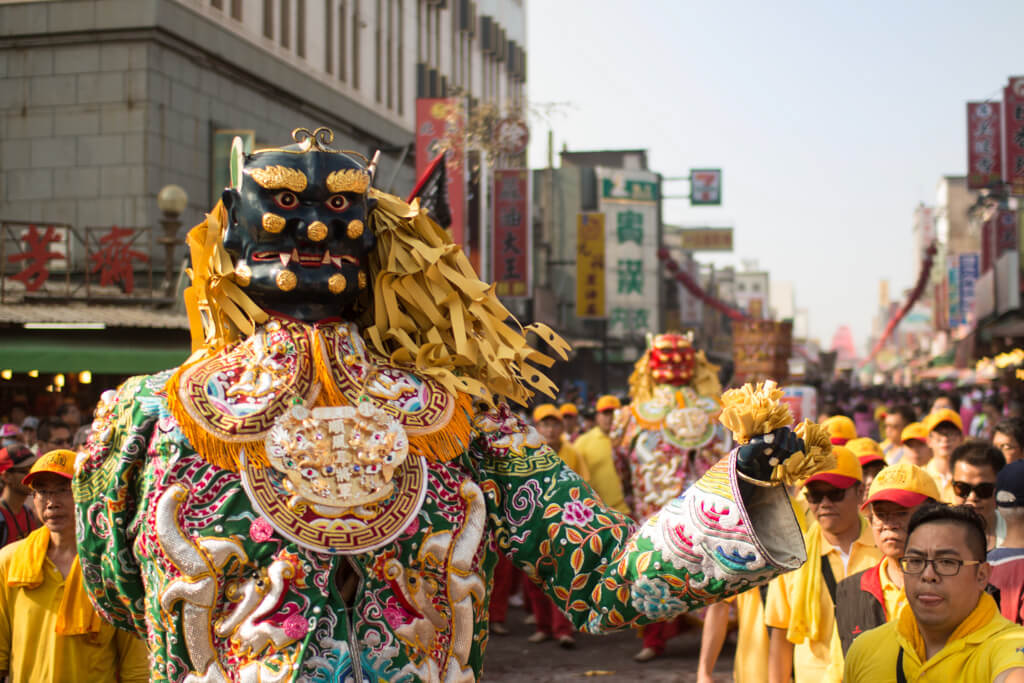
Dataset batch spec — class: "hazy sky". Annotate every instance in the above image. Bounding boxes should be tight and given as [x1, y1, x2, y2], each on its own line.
[526, 0, 1024, 352]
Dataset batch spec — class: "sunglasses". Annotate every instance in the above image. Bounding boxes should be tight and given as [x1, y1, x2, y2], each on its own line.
[952, 481, 995, 499]
[805, 487, 849, 504]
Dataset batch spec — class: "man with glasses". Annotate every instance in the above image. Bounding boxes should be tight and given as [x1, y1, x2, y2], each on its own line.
[35, 420, 72, 454]
[0, 445, 39, 547]
[951, 440, 1006, 550]
[924, 409, 966, 502]
[835, 463, 940, 654]
[844, 504, 1024, 682]
[0, 450, 148, 681]
[765, 446, 881, 683]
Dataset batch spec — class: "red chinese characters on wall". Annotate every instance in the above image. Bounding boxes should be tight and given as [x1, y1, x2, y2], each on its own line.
[89, 226, 148, 294]
[7, 225, 64, 291]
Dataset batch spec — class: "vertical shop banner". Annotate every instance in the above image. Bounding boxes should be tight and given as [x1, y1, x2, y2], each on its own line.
[597, 168, 660, 338]
[982, 214, 996, 273]
[1004, 78, 1024, 195]
[947, 265, 960, 328]
[958, 252, 980, 326]
[491, 169, 530, 298]
[997, 208, 1019, 256]
[415, 98, 467, 246]
[576, 213, 606, 318]
[967, 102, 1003, 190]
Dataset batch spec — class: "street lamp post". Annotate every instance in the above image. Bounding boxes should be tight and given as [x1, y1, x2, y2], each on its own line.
[157, 184, 188, 299]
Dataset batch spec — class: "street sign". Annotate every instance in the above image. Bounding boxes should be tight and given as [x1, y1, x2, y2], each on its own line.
[494, 117, 529, 155]
[690, 169, 722, 205]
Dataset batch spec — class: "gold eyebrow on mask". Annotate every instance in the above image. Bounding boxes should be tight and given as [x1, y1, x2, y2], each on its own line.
[326, 169, 370, 194]
[247, 165, 308, 192]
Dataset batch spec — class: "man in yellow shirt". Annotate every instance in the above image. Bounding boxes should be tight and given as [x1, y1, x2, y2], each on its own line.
[835, 463, 940, 653]
[0, 450, 148, 682]
[923, 409, 965, 501]
[571, 395, 628, 514]
[765, 446, 881, 683]
[844, 504, 1024, 682]
[898, 422, 932, 467]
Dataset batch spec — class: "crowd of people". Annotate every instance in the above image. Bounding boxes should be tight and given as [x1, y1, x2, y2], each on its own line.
[480, 384, 1024, 682]
[0, 399, 146, 681]
[4, 383, 1024, 681]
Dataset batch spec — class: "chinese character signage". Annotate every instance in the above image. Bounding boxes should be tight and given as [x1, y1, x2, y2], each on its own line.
[491, 169, 530, 298]
[958, 252, 980, 326]
[1004, 78, 1024, 196]
[415, 98, 467, 246]
[690, 169, 722, 206]
[948, 264, 959, 328]
[966, 102, 1002, 190]
[598, 168, 660, 338]
[679, 227, 733, 251]
[576, 213, 605, 319]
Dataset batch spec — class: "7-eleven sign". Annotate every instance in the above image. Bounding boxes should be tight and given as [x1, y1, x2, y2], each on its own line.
[690, 169, 722, 206]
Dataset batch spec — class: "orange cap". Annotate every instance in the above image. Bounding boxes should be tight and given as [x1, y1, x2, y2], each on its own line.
[900, 422, 928, 444]
[803, 445, 863, 489]
[595, 395, 621, 412]
[861, 462, 940, 510]
[923, 408, 963, 434]
[559, 403, 579, 417]
[847, 437, 885, 467]
[823, 415, 857, 445]
[532, 404, 562, 423]
[23, 449, 76, 487]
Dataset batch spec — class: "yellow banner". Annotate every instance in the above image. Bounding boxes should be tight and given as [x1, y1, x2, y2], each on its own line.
[576, 213, 606, 318]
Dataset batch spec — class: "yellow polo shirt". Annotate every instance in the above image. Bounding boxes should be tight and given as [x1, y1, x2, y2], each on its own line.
[572, 427, 628, 514]
[878, 556, 907, 621]
[844, 593, 1024, 682]
[924, 459, 955, 503]
[555, 442, 590, 481]
[0, 541, 149, 682]
[765, 518, 881, 683]
[728, 587, 770, 683]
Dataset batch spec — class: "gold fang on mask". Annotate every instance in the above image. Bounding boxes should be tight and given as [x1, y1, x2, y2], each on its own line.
[326, 169, 370, 194]
[263, 213, 286, 234]
[249, 165, 308, 192]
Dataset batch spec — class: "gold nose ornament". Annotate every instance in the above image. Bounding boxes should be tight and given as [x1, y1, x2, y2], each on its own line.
[346, 220, 364, 239]
[307, 221, 328, 242]
[262, 213, 286, 234]
[328, 274, 347, 294]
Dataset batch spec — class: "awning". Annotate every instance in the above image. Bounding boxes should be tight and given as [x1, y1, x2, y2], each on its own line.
[0, 338, 190, 374]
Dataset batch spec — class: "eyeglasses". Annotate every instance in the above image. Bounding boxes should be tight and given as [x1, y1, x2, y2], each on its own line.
[899, 556, 982, 576]
[952, 481, 996, 499]
[805, 488, 848, 504]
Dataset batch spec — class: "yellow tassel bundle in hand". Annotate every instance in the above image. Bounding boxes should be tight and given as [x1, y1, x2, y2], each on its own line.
[773, 420, 836, 486]
[718, 380, 793, 444]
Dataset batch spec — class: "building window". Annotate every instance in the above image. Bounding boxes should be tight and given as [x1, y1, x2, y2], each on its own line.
[396, 0, 403, 114]
[374, 0, 382, 102]
[339, 1, 348, 81]
[281, 0, 291, 48]
[230, 0, 242, 19]
[263, 0, 274, 38]
[211, 0, 223, 9]
[296, 0, 306, 57]
[353, 0, 361, 89]
[325, 1, 334, 73]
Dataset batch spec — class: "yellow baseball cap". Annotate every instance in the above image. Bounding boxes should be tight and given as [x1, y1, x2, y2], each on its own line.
[804, 445, 862, 489]
[900, 422, 928, 444]
[595, 395, 621, 412]
[823, 415, 857, 445]
[847, 437, 885, 467]
[532, 404, 562, 423]
[861, 462, 940, 510]
[923, 408, 963, 434]
[23, 448, 76, 487]
[559, 403, 579, 417]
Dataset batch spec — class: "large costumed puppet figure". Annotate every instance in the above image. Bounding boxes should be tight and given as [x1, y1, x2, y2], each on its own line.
[74, 128, 819, 682]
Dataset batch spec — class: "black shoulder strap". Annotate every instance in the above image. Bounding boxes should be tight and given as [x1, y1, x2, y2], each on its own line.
[896, 647, 907, 683]
[820, 555, 838, 604]
[758, 582, 769, 605]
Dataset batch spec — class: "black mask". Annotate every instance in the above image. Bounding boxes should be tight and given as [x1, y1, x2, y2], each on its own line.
[221, 140, 377, 323]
